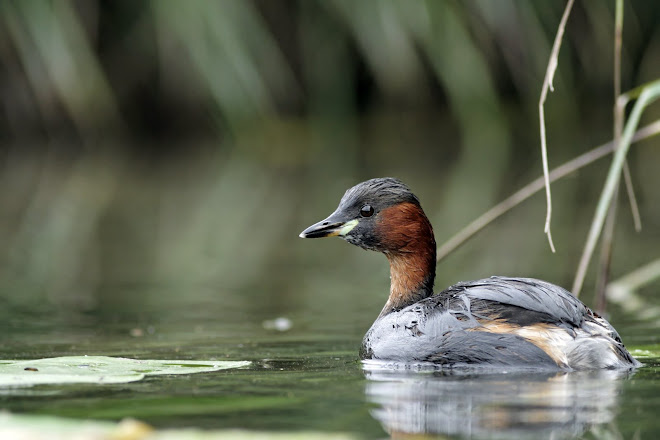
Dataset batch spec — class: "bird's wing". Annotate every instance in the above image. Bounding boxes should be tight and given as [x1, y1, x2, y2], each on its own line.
[439, 276, 587, 327]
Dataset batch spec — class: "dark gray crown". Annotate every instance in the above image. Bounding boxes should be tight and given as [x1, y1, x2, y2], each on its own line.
[339, 177, 420, 209]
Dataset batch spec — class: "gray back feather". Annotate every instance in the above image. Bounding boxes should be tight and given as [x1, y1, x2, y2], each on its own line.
[445, 276, 587, 326]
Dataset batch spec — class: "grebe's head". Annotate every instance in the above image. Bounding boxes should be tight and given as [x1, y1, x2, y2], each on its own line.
[299, 178, 435, 255]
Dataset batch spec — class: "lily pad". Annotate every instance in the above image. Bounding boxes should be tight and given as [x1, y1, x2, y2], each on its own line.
[0, 356, 250, 387]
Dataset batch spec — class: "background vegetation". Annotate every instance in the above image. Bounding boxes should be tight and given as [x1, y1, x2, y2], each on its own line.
[1, 1, 659, 333]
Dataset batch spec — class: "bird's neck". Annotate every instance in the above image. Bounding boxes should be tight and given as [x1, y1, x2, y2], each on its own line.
[376, 203, 436, 317]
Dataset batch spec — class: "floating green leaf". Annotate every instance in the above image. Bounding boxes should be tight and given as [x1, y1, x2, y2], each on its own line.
[0, 356, 250, 387]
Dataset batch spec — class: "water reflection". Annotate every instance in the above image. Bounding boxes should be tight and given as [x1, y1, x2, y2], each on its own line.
[363, 361, 634, 439]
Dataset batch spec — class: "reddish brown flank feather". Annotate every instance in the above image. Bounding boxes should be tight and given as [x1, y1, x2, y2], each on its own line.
[376, 202, 436, 315]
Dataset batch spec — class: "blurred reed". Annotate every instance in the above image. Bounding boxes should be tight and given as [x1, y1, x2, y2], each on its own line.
[0, 1, 658, 319]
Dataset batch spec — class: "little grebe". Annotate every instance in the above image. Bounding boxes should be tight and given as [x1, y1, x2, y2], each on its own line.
[300, 178, 639, 370]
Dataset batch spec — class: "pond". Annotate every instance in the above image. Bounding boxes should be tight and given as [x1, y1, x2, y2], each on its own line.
[1, 283, 659, 439]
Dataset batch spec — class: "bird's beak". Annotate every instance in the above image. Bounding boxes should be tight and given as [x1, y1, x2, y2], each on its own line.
[299, 213, 359, 239]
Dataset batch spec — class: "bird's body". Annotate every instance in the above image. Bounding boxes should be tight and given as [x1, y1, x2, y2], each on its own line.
[361, 276, 637, 369]
[300, 178, 639, 370]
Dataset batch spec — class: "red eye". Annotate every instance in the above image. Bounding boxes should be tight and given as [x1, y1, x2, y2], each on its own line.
[360, 205, 374, 217]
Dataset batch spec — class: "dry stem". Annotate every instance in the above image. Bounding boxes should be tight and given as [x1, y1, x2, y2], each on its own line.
[538, 0, 575, 253]
[436, 120, 660, 263]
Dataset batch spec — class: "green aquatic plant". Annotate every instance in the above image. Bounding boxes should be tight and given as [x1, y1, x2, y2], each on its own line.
[0, 356, 249, 387]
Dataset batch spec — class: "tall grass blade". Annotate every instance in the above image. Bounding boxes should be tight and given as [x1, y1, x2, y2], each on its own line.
[572, 80, 660, 295]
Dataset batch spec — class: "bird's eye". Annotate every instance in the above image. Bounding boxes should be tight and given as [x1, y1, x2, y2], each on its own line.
[360, 204, 374, 217]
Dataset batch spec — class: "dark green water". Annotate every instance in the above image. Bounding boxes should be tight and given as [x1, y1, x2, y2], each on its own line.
[1, 283, 659, 439]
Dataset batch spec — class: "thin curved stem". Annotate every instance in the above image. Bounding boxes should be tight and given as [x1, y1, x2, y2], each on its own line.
[538, 0, 575, 253]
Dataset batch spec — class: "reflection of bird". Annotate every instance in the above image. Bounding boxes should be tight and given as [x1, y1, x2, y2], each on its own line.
[364, 367, 631, 438]
[300, 178, 639, 370]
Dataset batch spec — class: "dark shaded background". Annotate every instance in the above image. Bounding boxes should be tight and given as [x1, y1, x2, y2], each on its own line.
[1, 0, 659, 326]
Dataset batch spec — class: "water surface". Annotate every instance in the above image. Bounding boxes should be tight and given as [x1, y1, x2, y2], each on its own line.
[1, 283, 659, 439]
